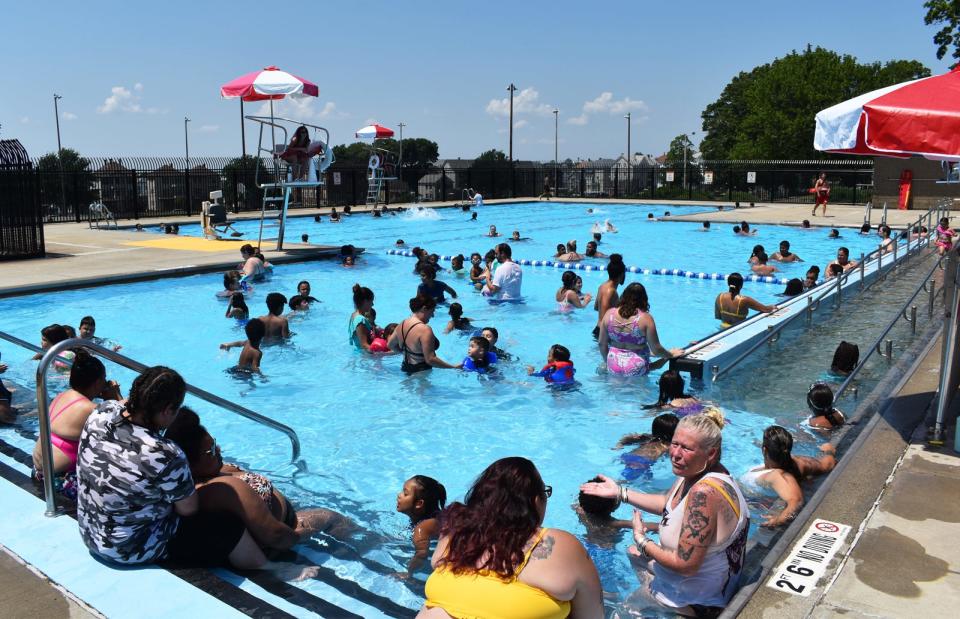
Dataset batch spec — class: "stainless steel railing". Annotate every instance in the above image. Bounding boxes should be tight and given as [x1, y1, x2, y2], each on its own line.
[709, 202, 946, 382]
[0, 331, 302, 516]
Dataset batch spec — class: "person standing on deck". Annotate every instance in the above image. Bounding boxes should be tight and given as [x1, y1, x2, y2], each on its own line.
[812, 173, 830, 217]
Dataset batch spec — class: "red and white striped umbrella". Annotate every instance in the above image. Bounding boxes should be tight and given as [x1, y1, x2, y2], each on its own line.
[814, 67, 960, 161]
[220, 66, 319, 101]
[355, 124, 395, 140]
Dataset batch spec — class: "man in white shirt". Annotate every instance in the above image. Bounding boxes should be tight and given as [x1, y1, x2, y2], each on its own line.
[485, 243, 522, 301]
[470, 188, 484, 208]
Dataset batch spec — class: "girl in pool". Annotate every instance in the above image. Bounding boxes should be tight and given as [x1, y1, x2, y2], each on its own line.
[935, 217, 956, 255]
[743, 426, 836, 527]
[715, 273, 778, 329]
[444, 303, 474, 334]
[748, 244, 765, 265]
[599, 283, 682, 376]
[460, 336, 498, 373]
[450, 254, 466, 276]
[526, 344, 576, 384]
[396, 475, 447, 574]
[555, 271, 593, 312]
[807, 382, 845, 429]
[642, 370, 704, 416]
[225, 292, 249, 320]
[614, 413, 679, 481]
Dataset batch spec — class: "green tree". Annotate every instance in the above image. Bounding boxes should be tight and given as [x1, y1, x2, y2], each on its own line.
[471, 149, 512, 198]
[221, 155, 267, 210]
[36, 148, 96, 212]
[924, 0, 960, 64]
[666, 134, 696, 164]
[475, 149, 508, 163]
[699, 46, 930, 159]
[331, 142, 372, 166]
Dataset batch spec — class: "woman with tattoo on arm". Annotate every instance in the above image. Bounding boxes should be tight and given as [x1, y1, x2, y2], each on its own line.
[580, 409, 749, 617]
[419, 457, 603, 619]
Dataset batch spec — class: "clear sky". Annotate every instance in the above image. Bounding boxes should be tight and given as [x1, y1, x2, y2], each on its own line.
[2, 1, 950, 161]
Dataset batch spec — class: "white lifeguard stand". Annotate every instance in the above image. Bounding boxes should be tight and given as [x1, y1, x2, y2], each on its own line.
[246, 115, 335, 250]
[365, 146, 398, 207]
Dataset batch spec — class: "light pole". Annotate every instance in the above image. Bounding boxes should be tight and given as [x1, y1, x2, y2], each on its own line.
[553, 109, 559, 186]
[507, 83, 517, 162]
[184, 117, 191, 168]
[683, 131, 697, 190]
[53, 94, 67, 215]
[625, 112, 632, 195]
[398, 122, 406, 183]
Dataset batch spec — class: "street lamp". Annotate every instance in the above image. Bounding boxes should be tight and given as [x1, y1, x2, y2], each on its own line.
[507, 83, 517, 162]
[398, 122, 406, 183]
[184, 117, 191, 168]
[683, 131, 697, 190]
[553, 109, 559, 185]
[625, 112, 632, 195]
[53, 94, 67, 215]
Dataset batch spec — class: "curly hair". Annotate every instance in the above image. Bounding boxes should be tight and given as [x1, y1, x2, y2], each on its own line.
[437, 457, 546, 579]
[618, 282, 650, 318]
[126, 366, 186, 422]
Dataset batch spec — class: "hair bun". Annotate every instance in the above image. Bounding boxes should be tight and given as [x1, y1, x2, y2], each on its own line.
[352, 283, 361, 293]
[701, 406, 726, 429]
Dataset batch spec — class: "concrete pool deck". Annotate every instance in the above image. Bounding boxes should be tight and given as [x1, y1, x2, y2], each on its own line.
[1, 197, 957, 616]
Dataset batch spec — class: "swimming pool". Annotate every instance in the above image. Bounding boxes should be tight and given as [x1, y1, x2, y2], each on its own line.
[0, 202, 891, 614]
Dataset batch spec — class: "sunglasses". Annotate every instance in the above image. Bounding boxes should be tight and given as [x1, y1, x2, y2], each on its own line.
[542, 485, 553, 498]
[204, 438, 218, 457]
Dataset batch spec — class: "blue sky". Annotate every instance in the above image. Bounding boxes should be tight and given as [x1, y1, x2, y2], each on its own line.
[2, 1, 950, 161]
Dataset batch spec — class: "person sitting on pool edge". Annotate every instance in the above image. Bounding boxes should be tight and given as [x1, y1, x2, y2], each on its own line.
[771, 240, 802, 263]
[526, 344, 576, 385]
[418, 265, 458, 304]
[715, 273, 778, 329]
[396, 475, 447, 575]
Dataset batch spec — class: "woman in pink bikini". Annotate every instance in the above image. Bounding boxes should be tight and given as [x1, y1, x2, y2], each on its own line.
[32, 351, 122, 498]
[598, 283, 683, 376]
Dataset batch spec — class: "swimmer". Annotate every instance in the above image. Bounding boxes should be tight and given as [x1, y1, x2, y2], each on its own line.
[225, 292, 249, 319]
[781, 278, 804, 297]
[396, 475, 446, 574]
[444, 303, 474, 334]
[738, 221, 757, 236]
[220, 318, 265, 373]
[396, 239, 406, 247]
[288, 295, 310, 312]
[826, 247, 857, 274]
[342, 255, 355, 267]
[748, 244, 766, 265]
[586, 208, 594, 214]
[771, 240, 803, 263]
[459, 336, 498, 373]
[803, 267, 819, 290]
[732, 225, 742, 235]
[859, 223, 871, 235]
[301, 233, 309, 243]
[369, 323, 396, 353]
[604, 219, 618, 233]
[801, 219, 811, 229]
[807, 382, 845, 429]
[664, 211, 671, 217]
[258, 293, 290, 341]
[330, 208, 341, 223]
[296, 280, 319, 303]
[584, 241, 607, 258]
[745, 426, 836, 527]
[556, 271, 593, 311]
[879, 225, 895, 254]
[486, 225, 501, 238]
[510, 230, 530, 241]
[575, 476, 633, 543]
[314, 214, 322, 223]
[829, 341, 859, 376]
[700, 221, 711, 231]
[526, 344, 576, 384]
[471, 212, 478, 221]
[418, 265, 458, 303]
[78, 316, 122, 351]
[828, 228, 839, 239]
[217, 270, 246, 298]
[593, 255, 625, 339]
[468, 253, 485, 288]
[450, 254, 466, 275]
[480, 326, 511, 361]
[751, 252, 777, 276]
[642, 370, 704, 415]
[647, 213, 656, 221]
[715, 273, 778, 329]
[613, 413, 680, 482]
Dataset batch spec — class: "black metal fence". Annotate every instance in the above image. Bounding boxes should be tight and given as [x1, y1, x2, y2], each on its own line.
[0, 170, 45, 260]
[23, 157, 874, 224]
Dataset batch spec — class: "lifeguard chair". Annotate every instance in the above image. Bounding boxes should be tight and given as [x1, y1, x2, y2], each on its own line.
[354, 124, 398, 208]
[201, 190, 242, 238]
[246, 115, 335, 250]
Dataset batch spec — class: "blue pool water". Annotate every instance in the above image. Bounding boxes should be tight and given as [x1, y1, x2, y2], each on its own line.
[0, 202, 886, 613]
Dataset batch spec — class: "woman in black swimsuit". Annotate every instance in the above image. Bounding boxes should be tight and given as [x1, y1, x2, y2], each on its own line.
[387, 294, 458, 373]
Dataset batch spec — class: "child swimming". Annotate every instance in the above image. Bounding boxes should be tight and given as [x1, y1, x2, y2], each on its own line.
[526, 344, 576, 384]
[396, 475, 446, 574]
[460, 336, 498, 373]
[444, 303, 474, 334]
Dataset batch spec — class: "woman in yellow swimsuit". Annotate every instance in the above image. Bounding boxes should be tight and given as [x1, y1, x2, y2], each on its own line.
[420, 457, 602, 618]
[714, 272, 777, 329]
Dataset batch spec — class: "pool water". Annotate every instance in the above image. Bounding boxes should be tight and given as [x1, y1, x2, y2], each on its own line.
[0, 202, 889, 613]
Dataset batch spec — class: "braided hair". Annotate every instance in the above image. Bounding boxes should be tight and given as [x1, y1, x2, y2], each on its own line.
[126, 366, 186, 426]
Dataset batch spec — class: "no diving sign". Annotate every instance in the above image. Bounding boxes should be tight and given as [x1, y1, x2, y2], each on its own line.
[766, 519, 850, 597]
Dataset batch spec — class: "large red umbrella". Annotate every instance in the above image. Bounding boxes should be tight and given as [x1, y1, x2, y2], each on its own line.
[220, 65, 319, 101]
[355, 124, 395, 140]
[814, 67, 960, 161]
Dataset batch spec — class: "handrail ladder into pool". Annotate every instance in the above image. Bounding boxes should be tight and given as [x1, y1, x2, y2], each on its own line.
[246, 115, 334, 251]
[694, 202, 945, 381]
[0, 332, 303, 516]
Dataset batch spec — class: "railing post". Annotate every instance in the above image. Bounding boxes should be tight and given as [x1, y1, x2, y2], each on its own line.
[73, 172, 81, 223]
[131, 169, 139, 220]
[885, 339, 893, 360]
[910, 305, 918, 335]
[806, 296, 814, 325]
[929, 278, 937, 317]
[184, 167, 191, 216]
[878, 245, 884, 281]
[614, 167, 619, 199]
[441, 168, 447, 202]
[859, 253, 865, 290]
[834, 269, 843, 307]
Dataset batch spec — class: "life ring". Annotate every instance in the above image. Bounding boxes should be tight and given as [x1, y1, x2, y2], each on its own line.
[368, 154, 381, 170]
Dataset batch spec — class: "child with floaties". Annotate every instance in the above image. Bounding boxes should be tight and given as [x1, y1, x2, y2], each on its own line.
[460, 336, 498, 373]
[526, 344, 576, 384]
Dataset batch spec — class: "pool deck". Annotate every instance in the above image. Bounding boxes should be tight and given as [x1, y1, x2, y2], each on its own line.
[1, 197, 957, 616]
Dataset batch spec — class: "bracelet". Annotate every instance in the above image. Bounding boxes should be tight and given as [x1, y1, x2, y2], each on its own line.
[619, 484, 629, 505]
[639, 537, 651, 558]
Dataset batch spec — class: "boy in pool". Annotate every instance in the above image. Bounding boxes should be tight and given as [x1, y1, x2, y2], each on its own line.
[481, 327, 512, 361]
[418, 265, 458, 303]
[450, 254, 466, 275]
[575, 476, 633, 545]
[526, 344, 576, 384]
[220, 318, 265, 373]
[459, 336, 498, 373]
[78, 315, 122, 351]
[259, 292, 291, 341]
[468, 253, 485, 289]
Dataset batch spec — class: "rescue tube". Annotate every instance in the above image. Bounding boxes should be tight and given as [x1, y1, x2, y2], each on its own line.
[368, 154, 381, 170]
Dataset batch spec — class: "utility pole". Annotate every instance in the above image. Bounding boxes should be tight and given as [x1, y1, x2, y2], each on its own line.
[240, 100, 246, 158]
[398, 121, 406, 183]
[625, 112, 631, 195]
[553, 109, 559, 188]
[507, 83, 517, 162]
[184, 117, 191, 167]
[53, 94, 67, 216]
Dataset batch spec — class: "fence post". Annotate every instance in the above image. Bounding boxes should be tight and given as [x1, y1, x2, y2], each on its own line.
[614, 167, 619, 199]
[73, 172, 80, 223]
[728, 168, 733, 202]
[131, 169, 139, 219]
[441, 168, 447, 201]
[184, 167, 191, 216]
[511, 164, 516, 198]
[352, 170, 358, 207]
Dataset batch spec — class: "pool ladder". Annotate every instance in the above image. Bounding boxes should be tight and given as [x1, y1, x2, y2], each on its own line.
[0, 331, 303, 517]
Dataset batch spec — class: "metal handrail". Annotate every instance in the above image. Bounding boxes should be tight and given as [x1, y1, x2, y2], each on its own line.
[710, 203, 942, 382]
[833, 256, 945, 403]
[0, 332, 302, 516]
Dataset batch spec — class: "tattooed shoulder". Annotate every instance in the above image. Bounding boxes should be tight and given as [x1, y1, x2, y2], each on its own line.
[530, 534, 556, 560]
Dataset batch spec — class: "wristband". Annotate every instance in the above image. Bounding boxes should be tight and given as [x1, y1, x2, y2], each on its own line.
[620, 484, 629, 505]
[639, 537, 650, 558]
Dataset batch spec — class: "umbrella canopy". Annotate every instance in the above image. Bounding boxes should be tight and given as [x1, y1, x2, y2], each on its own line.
[220, 66, 319, 101]
[814, 67, 960, 161]
[355, 124, 395, 140]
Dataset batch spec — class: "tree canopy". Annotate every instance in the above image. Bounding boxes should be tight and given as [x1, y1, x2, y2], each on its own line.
[666, 134, 696, 164]
[36, 148, 96, 208]
[924, 0, 960, 64]
[699, 46, 930, 160]
[474, 149, 508, 163]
